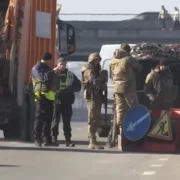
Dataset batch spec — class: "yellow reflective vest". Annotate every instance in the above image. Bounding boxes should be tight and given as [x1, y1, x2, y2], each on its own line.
[32, 78, 55, 101]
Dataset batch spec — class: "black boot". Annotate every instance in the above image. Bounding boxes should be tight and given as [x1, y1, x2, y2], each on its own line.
[65, 138, 75, 147]
[51, 136, 59, 147]
[34, 139, 42, 147]
[42, 138, 53, 147]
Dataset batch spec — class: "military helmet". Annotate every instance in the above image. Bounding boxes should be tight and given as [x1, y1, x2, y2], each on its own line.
[88, 53, 101, 63]
[120, 44, 131, 53]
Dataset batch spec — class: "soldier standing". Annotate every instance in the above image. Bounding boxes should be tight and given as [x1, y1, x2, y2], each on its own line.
[81, 53, 107, 149]
[144, 60, 177, 110]
[111, 44, 141, 136]
[106, 49, 121, 148]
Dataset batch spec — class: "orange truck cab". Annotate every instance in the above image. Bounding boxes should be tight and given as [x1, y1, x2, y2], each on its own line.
[0, 0, 76, 140]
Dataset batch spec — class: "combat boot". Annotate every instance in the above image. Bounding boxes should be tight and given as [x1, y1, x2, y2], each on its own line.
[34, 139, 42, 147]
[89, 138, 104, 149]
[51, 136, 59, 147]
[42, 137, 53, 147]
[65, 138, 75, 147]
[42, 140, 52, 147]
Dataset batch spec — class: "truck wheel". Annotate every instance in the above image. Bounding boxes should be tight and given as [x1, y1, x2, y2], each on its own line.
[3, 127, 12, 139]
[3, 120, 20, 140]
[3, 126, 20, 139]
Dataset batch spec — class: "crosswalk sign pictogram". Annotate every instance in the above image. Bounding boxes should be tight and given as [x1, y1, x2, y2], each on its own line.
[148, 111, 172, 141]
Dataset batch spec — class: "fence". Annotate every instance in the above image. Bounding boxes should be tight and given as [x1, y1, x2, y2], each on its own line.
[60, 13, 176, 21]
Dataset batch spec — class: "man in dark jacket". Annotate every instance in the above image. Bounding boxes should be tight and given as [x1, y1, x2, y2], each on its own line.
[144, 60, 177, 110]
[31, 52, 62, 147]
[51, 58, 81, 147]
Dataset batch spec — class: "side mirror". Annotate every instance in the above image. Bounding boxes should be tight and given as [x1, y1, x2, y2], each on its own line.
[66, 24, 76, 54]
[57, 20, 76, 56]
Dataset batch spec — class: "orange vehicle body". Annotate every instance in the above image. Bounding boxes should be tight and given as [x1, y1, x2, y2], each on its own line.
[0, 0, 59, 106]
[0, 0, 75, 140]
[3, 0, 57, 81]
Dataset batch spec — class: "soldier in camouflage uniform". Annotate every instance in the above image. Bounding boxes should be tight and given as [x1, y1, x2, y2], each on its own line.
[144, 60, 177, 110]
[111, 44, 141, 134]
[106, 49, 121, 148]
[81, 53, 107, 149]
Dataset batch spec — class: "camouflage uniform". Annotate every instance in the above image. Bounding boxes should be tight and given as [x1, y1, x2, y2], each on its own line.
[110, 48, 141, 128]
[81, 53, 106, 149]
[144, 68, 177, 110]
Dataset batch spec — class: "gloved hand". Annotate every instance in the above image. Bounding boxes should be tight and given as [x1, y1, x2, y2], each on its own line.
[148, 94, 155, 101]
[91, 78, 96, 85]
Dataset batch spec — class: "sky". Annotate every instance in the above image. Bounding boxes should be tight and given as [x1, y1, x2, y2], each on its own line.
[57, 0, 180, 21]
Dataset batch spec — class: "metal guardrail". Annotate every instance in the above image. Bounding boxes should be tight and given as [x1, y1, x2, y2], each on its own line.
[60, 13, 176, 21]
[59, 13, 177, 30]
[60, 13, 177, 15]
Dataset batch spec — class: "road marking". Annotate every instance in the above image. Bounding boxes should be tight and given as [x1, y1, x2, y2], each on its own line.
[158, 158, 168, 161]
[151, 164, 163, 167]
[142, 171, 156, 175]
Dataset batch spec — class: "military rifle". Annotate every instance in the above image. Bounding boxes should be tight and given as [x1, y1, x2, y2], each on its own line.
[111, 100, 119, 146]
[103, 84, 108, 123]
[100, 69, 108, 123]
[106, 97, 119, 147]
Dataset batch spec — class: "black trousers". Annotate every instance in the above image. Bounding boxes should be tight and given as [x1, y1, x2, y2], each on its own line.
[51, 103, 72, 140]
[34, 96, 53, 142]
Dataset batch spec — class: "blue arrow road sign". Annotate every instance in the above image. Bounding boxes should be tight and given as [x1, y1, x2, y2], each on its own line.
[122, 105, 151, 141]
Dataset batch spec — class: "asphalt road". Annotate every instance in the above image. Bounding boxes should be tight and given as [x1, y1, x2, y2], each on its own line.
[0, 121, 179, 180]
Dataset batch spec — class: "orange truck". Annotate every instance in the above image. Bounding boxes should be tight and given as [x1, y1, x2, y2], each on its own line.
[0, 0, 76, 140]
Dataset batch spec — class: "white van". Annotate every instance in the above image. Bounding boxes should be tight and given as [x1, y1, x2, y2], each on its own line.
[100, 44, 135, 61]
[66, 61, 86, 109]
[100, 44, 135, 100]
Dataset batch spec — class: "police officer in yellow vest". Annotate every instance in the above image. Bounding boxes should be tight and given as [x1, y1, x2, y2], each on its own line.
[51, 58, 81, 147]
[31, 52, 61, 147]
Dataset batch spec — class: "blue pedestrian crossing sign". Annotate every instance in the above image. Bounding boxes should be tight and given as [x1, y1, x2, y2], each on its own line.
[122, 105, 151, 141]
